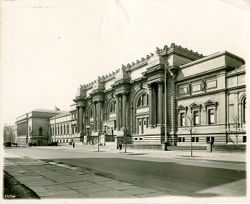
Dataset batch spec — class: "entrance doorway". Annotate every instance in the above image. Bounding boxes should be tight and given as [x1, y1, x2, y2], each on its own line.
[137, 117, 148, 135]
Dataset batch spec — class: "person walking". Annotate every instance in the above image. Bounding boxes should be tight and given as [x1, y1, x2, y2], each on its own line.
[118, 142, 122, 151]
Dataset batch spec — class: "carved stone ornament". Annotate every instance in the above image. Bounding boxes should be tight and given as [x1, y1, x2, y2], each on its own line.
[186, 84, 191, 94]
[201, 79, 206, 91]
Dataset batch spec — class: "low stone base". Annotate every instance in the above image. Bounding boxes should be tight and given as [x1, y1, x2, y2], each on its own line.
[126, 144, 162, 150]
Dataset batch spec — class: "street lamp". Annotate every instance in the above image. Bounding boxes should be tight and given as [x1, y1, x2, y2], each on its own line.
[163, 59, 169, 151]
[97, 131, 100, 152]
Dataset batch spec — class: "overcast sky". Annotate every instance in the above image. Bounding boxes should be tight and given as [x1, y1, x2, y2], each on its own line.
[1, 0, 250, 125]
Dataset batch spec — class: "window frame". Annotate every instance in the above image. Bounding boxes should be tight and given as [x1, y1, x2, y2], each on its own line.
[208, 108, 215, 125]
[193, 110, 199, 126]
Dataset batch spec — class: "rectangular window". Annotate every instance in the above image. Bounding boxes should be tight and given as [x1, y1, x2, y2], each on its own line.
[206, 79, 217, 90]
[196, 137, 199, 142]
[114, 120, 116, 130]
[178, 85, 188, 95]
[180, 113, 185, 127]
[192, 83, 201, 93]
[192, 137, 195, 142]
[182, 137, 185, 142]
[178, 137, 181, 142]
[243, 136, 247, 143]
[193, 111, 199, 126]
[208, 109, 215, 124]
[206, 137, 215, 143]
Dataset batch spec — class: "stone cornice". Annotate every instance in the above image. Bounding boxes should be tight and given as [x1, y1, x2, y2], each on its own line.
[227, 85, 246, 92]
[179, 51, 245, 70]
[166, 43, 204, 60]
[142, 64, 164, 76]
[176, 66, 227, 83]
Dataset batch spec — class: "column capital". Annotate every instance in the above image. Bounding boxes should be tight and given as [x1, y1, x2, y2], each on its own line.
[114, 93, 122, 97]
[147, 83, 152, 89]
[157, 80, 164, 86]
[122, 92, 129, 96]
[93, 99, 103, 104]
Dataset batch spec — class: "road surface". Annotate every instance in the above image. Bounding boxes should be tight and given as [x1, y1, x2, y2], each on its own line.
[4, 146, 246, 197]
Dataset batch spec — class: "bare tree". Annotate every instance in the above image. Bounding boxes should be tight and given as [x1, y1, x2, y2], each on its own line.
[124, 128, 128, 153]
[3, 124, 16, 144]
[183, 115, 196, 157]
[231, 115, 240, 145]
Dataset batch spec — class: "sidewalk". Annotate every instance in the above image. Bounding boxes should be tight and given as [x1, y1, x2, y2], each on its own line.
[4, 157, 167, 199]
[31, 143, 246, 171]
[37, 142, 246, 163]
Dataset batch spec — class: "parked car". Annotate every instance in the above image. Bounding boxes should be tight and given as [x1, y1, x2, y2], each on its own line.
[4, 142, 11, 147]
[48, 142, 58, 146]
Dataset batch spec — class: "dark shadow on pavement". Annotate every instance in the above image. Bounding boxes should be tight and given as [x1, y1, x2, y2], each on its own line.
[40, 157, 246, 197]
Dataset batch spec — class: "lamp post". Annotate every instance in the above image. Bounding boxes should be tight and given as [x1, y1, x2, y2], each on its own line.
[97, 131, 100, 152]
[164, 59, 168, 151]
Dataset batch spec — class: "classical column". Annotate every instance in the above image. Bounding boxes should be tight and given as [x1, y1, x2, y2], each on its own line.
[148, 84, 153, 127]
[115, 95, 120, 130]
[130, 106, 134, 133]
[119, 95, 122, 129]
[77, 107, 80, 133]
[157, 81, 163, 126]
[152, 84, 157, 126]
[93, 102, 97, 132]
[122, 93, 127, 129]
[83, 108, 86, 134]
[97, 101, 102, 132]
[79, 106, 83, 134]
[126, 94, 130, 129]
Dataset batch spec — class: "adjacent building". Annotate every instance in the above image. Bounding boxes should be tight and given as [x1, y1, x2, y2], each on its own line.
[16, 107, 77, 145]
[15, 43, 246, 147]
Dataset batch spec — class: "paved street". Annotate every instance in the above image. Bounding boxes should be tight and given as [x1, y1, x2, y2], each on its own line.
[3, 143, 247, 199]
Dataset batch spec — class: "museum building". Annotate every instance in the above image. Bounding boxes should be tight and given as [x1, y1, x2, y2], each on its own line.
[16, 43, 246, 147]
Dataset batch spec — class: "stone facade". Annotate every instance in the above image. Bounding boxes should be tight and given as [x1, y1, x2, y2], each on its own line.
[49, 107, 78, 143]
[16, 109, 62, 145]
[73, 43, 246, 147]
[15, 43, 246, 147]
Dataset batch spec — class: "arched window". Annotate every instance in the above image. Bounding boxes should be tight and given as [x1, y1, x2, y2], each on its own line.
[242, 97, 246, 123]
[67, 124, 69, 134]
[110, 101, 116, 113]
[137, 93, 149, 108]
[39, 127, 43, 136]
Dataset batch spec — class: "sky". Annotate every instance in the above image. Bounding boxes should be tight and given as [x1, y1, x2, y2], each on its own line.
[1, 0, 250, 125]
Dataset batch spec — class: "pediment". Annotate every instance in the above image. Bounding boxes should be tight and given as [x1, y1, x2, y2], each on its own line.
[204, 100, 218, 107]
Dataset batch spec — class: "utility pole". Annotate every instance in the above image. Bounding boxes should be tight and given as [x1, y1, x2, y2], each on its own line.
[164, 59, 168, 151]
[97, 131, 100, 152]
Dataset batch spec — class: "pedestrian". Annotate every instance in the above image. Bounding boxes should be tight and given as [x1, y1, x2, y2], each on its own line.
[119, 142, 122, 151]
[73, 142, 75, 148]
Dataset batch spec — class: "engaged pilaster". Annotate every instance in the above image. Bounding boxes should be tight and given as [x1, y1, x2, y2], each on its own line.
[147, 83, 153, 127]
[115, 94, 120, 130]
[122, 93, 127, 129]
[157, 81, 163, 126]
